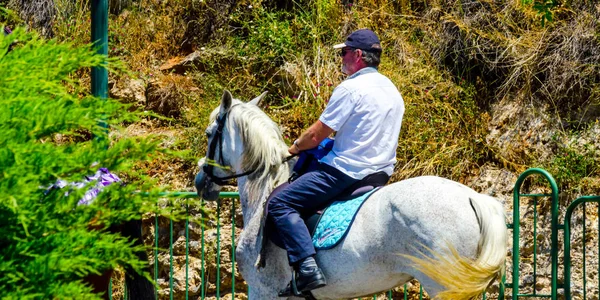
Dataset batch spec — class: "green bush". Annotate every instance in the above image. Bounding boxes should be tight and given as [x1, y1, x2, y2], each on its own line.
[0, 27, 165, 299]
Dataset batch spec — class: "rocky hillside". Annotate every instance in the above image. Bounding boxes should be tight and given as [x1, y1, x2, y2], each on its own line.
[2, 0, 599, 299]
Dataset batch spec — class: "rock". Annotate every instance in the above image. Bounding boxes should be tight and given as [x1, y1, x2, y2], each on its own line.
[486, 98, 558, 167]
[467, 163, 516, 200]
[159, 48, 238, 75]
[159, 52, 204, 74]
[109, 78, 146, 107]
[146, 79, 182, 117]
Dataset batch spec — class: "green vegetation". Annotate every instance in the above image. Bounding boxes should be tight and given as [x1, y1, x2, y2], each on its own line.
[0, 27, 174, 299]
[9, 0, 589, 194]
[0, 0, 600, 296]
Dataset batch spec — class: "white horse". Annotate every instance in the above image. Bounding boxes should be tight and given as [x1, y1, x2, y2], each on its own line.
[195, 90, 507, 300]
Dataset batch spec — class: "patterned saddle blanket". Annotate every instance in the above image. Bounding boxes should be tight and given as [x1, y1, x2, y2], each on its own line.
[310, 188, 379, 249]
[266, 171, 387, 251]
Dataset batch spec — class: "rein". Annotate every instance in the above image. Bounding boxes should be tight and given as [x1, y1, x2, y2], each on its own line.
[203, 106, 296, 186]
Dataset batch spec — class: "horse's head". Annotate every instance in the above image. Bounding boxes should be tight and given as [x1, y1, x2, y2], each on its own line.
[195, 90, 268, 201]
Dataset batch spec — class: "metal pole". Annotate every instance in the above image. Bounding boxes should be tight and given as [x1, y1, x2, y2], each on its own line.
[91, 0, 108, 99]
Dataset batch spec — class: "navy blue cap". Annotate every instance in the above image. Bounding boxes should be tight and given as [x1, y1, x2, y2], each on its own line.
[333, 29, 382, 52]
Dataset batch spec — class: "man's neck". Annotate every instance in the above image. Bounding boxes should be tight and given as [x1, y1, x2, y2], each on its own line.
[347, 67, 378, 79]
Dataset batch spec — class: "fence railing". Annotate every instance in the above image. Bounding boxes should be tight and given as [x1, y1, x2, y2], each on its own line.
[564, 196, 600, 300]
[506, 168, 560, 299]
[111, 169, 599, 300]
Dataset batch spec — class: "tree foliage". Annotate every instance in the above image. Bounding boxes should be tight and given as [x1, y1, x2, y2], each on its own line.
[0, 27, 164, 299]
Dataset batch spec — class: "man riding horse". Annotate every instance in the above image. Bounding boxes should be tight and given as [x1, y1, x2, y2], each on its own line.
[268, 29, 405, 296]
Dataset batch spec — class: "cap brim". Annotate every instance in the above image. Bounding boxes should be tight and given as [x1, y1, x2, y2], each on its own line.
[333, 43, 346, 49]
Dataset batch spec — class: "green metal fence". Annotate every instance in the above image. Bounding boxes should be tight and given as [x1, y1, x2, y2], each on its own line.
[506, 168, 560, 299]
[110, 192, 429, 299]
[507, 168, 600, 300]
[145, 192, 423, 299]
[564, 196, 600, 300]
[110, 168, 599, 299]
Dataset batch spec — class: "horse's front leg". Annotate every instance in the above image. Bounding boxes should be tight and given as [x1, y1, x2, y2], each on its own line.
[237, 242, 293, 300]
[247, 284, 284, 300]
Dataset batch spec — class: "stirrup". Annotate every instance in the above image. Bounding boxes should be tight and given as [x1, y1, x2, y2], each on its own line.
[277, 270, 317, 299]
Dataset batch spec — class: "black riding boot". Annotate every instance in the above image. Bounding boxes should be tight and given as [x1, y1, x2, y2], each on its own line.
[278, 256, 327, 297]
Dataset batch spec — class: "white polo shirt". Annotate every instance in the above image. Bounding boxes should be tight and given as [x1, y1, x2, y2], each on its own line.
[319, 67, 405, 179]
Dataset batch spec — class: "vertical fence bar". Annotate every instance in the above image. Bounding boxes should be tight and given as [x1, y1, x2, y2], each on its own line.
[108, 280, 112, 300]
[217, 199, 221, 299]
[511, 168, 559, 299]
[155, 214, 159, 298]
[533, 196, 538, 290]
[201, 198, 205, 300]
[186, 199, 190, 300]
[169, 218, 174, 300]
[231, 198, 236, 299]
[563, 196, 600, 299]
[583, 203, 587, 300]
[404, 284, 407, 300]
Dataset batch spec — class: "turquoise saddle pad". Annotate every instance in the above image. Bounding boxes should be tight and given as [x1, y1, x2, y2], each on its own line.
[312, 188, 379, 250]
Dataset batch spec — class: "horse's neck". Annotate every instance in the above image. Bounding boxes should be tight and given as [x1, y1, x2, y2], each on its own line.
[235, 162, 290, 245]
[238, 178, 270, 226]
[238, 162, 291, 224]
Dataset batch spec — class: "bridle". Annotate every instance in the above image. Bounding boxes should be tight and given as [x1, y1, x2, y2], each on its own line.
[202, 106, 296, 186]
[203, 107, 256, 186]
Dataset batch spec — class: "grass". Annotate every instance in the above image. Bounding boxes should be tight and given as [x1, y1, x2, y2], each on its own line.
[3, 1, 600, 299]
[4, 0, 598, 196]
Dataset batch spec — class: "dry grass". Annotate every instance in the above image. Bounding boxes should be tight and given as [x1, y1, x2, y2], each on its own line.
[7, 0, 54, 36]
[12, 0, 594, 190]
[418, 0, 600, 127]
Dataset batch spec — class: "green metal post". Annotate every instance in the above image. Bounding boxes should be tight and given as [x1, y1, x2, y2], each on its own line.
[583, 203, 587, 300]
[512, 168, 559, 299]
[564, 196, 600, 299]
[201, 198, 206, 299]
[155, 214, 159, 297]
[217, 199, 221, 299]
[186, 200, 190, 300]
[231, 198, 236, 299]
[91, 0, 108, 99]
[169, 218, 174, 300]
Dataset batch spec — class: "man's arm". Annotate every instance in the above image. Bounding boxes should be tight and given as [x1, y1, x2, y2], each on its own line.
[289, 120, 334, 155]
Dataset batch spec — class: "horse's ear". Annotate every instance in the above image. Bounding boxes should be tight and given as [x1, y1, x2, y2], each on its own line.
[248, 91, 268, 107]
[220, 90, 233, 114]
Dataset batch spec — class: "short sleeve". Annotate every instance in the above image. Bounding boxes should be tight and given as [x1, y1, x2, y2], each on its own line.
[319, 86, 356, 131]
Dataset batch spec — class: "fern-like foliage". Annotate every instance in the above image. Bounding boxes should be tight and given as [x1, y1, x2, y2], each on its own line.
[0, 27, 163, 299]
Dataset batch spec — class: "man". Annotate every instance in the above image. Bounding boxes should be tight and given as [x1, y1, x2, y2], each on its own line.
[268, 29, 405, 295]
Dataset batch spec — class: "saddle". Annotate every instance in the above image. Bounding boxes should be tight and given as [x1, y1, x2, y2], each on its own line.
[265, 171, 388, 299]
[265, 171, 389, 250]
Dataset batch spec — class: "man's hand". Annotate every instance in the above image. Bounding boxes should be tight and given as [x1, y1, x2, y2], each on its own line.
[288, 140, 301, 155]
[288, 120, 334, 155]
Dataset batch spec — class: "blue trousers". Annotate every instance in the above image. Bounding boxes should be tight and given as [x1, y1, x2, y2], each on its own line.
[267, 163, 359, 265]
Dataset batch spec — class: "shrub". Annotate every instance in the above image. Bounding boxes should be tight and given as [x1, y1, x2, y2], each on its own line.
[0, 27, 165, 299]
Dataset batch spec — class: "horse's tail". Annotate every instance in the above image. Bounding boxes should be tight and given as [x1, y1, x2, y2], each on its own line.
[406, 194, 507, 300]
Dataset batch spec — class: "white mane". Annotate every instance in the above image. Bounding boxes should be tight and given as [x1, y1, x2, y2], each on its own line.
[224, 99, 293, 202]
